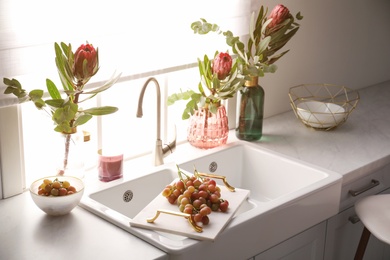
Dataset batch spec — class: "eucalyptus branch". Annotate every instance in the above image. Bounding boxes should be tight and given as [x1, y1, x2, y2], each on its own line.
[191, 5, 302, 78]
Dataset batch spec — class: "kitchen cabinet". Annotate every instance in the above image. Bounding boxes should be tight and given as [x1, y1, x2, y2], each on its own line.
[251, 164, 390, 260]
[324, 187, 390, 260]
[254, 222, 326, 260]
[324, 164, 390, 260]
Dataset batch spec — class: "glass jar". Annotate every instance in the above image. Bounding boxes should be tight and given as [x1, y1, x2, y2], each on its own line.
[56, 129, 85, 178]
[187, 103, 229, 149]
[235, 76, 264, 141]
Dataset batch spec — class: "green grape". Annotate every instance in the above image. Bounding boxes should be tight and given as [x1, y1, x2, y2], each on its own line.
[161, 187, 172, 197]
[50, 188, 59, 196]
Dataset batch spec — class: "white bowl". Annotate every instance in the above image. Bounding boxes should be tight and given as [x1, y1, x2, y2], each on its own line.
[296, 101, 346, 128]
[30, 176, 84, 216]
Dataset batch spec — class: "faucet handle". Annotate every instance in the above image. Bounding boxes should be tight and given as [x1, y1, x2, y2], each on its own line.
[163, 124, 177, 156]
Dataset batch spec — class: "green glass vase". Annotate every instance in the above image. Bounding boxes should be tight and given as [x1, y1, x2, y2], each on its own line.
[235, 76, 264, 141]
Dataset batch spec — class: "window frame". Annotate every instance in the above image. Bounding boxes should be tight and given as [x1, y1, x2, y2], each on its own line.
[0, 105, 25, 198]
[0, 63, 238, 198]
[0, 0, 252, 198]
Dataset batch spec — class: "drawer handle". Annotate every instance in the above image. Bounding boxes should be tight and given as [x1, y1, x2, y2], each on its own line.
[348, 179, 380, 197]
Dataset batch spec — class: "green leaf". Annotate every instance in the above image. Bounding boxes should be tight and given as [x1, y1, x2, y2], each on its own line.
[53, 108, 69, 125]
[249, 12, 256, 44]
[74, 114, 93, 126]
[256, 36, 271, 56]
[3, 78, 22, 88]
[60, 42, 70, 58]
[45, 99, 65, 108]
[3, 86, 16, 95]
[182, 112, 191, 120]
[209, 103, 218, 114]
[29, 89, 44, 100]
[52, 101, 78, 126]
[64, 89, 76, 96]
[263, 64, 278, 73]
[3, 78, 28, 99]
[82, 106, 118, 116]
[54, 124, 67, 133]
[33, 98, 45, 109]
[167, 90, 195, 106]
[211, 23, 220, 32]
[55, 42, 74, 91]
[46, 79, 61, 99]
[235, 42, 247, 63]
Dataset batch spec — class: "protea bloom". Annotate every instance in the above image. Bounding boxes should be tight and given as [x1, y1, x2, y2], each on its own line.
[267, 4, 291, 30]
[212, 52, 232, 80]
[73, 43, 99, 85]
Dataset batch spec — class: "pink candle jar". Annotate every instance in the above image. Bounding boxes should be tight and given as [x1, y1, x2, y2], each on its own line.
[98, 149, 123, 182]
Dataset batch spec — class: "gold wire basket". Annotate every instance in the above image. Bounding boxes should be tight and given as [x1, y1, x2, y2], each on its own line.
[288, 84, 360, 130]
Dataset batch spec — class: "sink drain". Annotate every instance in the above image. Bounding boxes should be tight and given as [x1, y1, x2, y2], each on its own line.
[123, 190, 134, 202]
[209, 161, 218, 172]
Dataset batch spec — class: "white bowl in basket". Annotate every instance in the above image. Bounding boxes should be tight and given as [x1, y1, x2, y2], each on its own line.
[296, 101, 346, 128]
[289, 84, 360, 130]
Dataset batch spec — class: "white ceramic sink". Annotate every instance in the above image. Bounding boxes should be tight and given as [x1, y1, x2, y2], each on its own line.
[85, 166, 255, 219]
[180, 142, 330, 202]
[80, 141, 342, 259]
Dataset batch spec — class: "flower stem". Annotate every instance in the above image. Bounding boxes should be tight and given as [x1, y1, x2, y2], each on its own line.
[61, 133, 72, 175]
[59, 83, 82, 176]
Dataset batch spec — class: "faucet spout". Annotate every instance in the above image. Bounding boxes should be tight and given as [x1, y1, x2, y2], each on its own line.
[136, 77, 176, 166]
[137, 77, 161, 141]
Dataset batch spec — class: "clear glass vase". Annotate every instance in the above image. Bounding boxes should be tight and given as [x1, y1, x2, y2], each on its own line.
[56, 130, 85, 178]
[187, 104, 229, 149]
[235, 76, 265, 141]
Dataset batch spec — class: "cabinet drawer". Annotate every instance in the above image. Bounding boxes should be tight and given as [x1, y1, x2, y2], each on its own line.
[340, 163, 390, 210]
[324, 188, 390, 260]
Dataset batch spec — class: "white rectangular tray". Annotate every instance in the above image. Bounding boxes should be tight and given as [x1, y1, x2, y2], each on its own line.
[129, 184, 250, 241]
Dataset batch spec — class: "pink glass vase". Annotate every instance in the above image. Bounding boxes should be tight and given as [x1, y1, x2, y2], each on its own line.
[187, 104, 229, 149]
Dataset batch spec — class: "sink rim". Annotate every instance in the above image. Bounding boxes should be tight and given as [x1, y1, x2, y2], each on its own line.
[178, 141, 338, 202]
[79, 140, 343, 255]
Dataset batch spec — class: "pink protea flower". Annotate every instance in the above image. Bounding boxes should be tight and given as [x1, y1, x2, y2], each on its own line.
[73, 43, 99, 84]
[267, 4, 291, 29]
[212, 52, 232, 80]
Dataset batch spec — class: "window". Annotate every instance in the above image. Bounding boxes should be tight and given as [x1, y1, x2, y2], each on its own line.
[0, 0, 253, 197]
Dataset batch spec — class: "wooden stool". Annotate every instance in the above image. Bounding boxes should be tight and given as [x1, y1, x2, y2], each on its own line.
[354, 194, 390, 260]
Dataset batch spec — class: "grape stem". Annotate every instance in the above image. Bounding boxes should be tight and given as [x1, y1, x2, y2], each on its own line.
[175, 164, 190, 183]
[175, 164, 206, 189]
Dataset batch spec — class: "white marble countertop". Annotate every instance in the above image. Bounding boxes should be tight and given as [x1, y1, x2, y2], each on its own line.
[258, 80, 390, 185]
[1, 80, 389, 259]
[0, 191, 168, 260]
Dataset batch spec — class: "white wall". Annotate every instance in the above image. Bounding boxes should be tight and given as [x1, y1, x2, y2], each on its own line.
[251, 0, 390, 117]
[2, 0, 389, 118]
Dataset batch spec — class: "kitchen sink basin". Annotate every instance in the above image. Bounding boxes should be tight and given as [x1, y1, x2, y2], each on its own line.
[179, 143, 330, 202]
[86, 166, 255, 219]
[80, 141, 342, 259]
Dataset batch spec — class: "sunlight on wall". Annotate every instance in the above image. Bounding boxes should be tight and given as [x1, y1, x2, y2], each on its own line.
[8, 0, 251, 185]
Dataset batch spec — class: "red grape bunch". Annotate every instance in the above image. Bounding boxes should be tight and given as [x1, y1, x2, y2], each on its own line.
[161, 167, 230, 226]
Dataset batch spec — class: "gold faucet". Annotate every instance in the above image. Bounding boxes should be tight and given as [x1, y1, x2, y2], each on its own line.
[136, 77, 176, 166]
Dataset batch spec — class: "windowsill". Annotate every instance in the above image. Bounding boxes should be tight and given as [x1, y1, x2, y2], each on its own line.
[78, 132, 241, 194]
